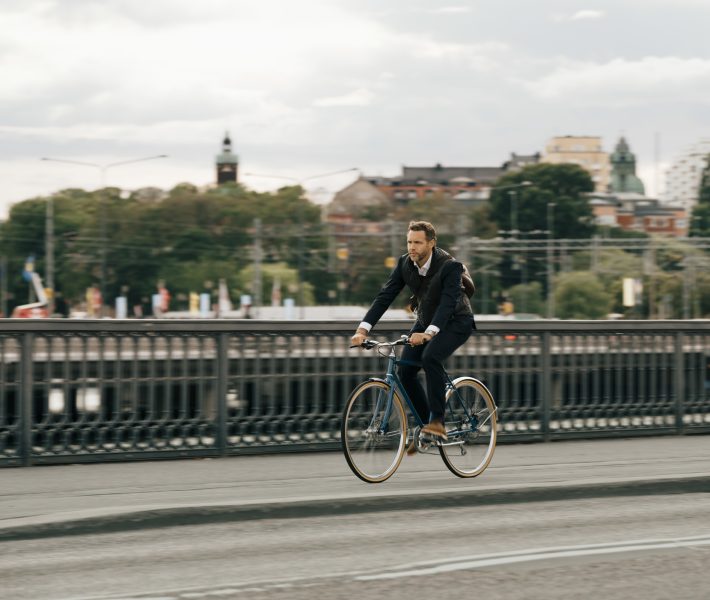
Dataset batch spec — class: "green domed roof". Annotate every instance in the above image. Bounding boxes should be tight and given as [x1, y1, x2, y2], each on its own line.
[610, 172, 645, 194]
[610, 136, 645, 194]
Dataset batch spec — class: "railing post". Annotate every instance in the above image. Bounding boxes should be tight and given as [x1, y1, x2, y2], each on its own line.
[19, 332, 34, 467]
[674, 332, 684, 434]
[216, 332, 228, 456]
[541, 331, 552, 442]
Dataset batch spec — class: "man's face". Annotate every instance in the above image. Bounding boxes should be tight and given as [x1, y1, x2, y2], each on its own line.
[407, 230, 435, 266]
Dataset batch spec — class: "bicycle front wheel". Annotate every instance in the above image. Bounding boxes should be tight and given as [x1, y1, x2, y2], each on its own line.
[341, 380, 407, 483]
[440, 377, 497, 478]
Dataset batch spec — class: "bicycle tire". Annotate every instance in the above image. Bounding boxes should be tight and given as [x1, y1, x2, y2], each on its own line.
[439, 377, 497, 478]
[341, 380, 407, 483]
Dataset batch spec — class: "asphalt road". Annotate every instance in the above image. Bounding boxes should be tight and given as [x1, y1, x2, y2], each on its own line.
[2, 492, 710, 600]
[3, 435, 710, 538]
[2, 435, 709, 599]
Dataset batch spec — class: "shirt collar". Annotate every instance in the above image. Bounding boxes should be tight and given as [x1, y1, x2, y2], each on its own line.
[415, 251, 433, 276]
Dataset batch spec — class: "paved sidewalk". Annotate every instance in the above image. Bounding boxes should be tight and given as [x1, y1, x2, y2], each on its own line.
[1, 435, 709, 540]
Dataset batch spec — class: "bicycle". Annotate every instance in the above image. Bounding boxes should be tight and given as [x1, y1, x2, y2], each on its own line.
[342, 335, 498, 483]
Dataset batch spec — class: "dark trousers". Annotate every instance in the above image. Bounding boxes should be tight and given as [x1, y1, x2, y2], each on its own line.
[398, 316, 473, 424]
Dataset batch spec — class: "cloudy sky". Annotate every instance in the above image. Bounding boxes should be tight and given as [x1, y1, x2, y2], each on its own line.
[1, 0, 709, 217]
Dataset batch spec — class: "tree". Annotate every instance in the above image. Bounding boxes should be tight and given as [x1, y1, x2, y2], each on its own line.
[573, 248, 641, 315]
[489, 163, 595, 294]
[554, 272, 613, 319]
[237, 262, 315, 307]
[0, 182, 330, 313]
[490, 163, 596, 240]
[392, 193, 457, 248]
[469, 205, 498, 239]
[690, 154, 710, 237]
[507, 281, 544, 316]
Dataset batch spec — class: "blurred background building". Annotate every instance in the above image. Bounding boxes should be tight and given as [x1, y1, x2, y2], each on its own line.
[662, 138, 710, 214]
[542, 135, 611, 193]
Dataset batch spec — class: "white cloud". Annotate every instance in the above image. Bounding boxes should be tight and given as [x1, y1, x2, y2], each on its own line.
[523, 56, 710, 104]
[1, 0, 709, 218]
[0, 1, 388, 121]
[427, 6, 473, 14]
[313, 88, 375, 108]
[409, 39, 510, 71]
[571, 9, 606, 20]
[552, 9, 606, 22]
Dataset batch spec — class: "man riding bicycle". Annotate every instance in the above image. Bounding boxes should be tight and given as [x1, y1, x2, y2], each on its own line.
[350, 220, 475, 444]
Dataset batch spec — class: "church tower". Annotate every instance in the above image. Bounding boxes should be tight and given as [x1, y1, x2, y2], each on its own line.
[609, 137, 645, 194]
[215, 132, 239, 184]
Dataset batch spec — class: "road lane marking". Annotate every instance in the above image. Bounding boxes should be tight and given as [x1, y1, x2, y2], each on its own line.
[355, 534, 710, 580]
[67, 534, 710, 600]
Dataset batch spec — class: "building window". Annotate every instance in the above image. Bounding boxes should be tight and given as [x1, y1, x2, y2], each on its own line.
[597, 215, 616, 226]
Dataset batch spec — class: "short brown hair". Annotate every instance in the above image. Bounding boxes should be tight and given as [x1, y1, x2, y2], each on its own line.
[408, 220, 437, 241]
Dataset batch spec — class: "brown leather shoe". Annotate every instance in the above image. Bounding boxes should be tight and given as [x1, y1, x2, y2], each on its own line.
[421, 420, 447, 441]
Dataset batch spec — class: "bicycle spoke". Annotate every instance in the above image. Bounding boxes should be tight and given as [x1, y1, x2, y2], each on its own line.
[342, 381, 406, 483]
[440, 378, 497, 477]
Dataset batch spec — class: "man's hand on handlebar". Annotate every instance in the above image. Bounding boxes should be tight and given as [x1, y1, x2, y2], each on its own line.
[350, 328, 368, 347]
[409, 332, 433, 346]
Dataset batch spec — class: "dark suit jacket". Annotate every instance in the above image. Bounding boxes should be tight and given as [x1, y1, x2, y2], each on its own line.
[362, 252, 474, 333]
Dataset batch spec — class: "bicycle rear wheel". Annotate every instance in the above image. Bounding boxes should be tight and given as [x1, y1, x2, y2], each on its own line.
[341, 380, 407, 483]
[440, 377, 497, 478]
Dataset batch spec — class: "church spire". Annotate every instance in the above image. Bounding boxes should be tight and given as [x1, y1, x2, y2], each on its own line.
[609, 136, 645, 194]
[216, 131, 239, 185]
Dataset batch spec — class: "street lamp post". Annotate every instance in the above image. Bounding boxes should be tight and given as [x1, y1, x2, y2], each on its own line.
[41, 155, 168, 313]
[509, 190, 518, 240]
[45, 194, 55, 315]
[547, 202, 556, 318]
[244, 167, 359, 317]
[491, 181, 532, 306]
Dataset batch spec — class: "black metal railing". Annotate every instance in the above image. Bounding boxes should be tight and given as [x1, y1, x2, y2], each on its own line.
[1, 319, 708, 466]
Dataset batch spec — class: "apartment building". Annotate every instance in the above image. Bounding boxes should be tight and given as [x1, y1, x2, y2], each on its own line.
[542, 135, 611, 193]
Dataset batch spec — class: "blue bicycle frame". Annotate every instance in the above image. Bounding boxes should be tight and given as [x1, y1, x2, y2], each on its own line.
[370, 342, 477, 439]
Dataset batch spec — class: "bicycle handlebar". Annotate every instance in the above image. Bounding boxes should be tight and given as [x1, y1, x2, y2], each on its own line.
[350, 335, 410, 350]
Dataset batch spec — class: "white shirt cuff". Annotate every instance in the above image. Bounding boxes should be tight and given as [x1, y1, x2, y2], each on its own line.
[424, 325, 439, 336]
[357, 322, 372, 332]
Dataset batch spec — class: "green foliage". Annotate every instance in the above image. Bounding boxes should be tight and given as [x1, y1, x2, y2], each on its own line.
[690, 154, 710, 237]
[4, 171, 708, 319]
[597, 226, 649, 240]
[489, 163, 595, 293]
[506, 281, 544, 316]
[698, 154, 710, 205]
[158, 259, 241, 306]
[237, 262, 315, 306]
[470, 205, 498, 239]
[579, 248, 641, 314]
[490, 163, 596, 240]
[689, 204, 710, 237]
[391, 194, 458, 247]
[554, 271, 613, 319]
[0, 184, 327, 312]
[339, 236, 394, 306]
